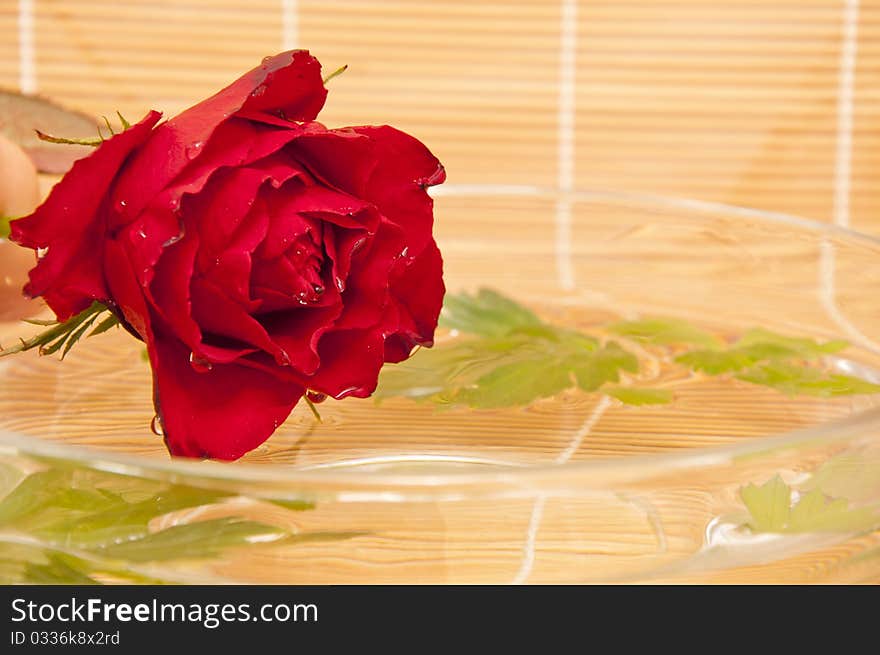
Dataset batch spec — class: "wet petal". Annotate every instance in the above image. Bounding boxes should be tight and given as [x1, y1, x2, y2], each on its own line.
[308, 328, 385, 399]
[10, 111, 162, 320]
[110, 51, 326, 223]
[151, 330, 303, 460]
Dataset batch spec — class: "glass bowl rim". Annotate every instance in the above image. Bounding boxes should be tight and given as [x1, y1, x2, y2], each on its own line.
[2, 189, 880, 492]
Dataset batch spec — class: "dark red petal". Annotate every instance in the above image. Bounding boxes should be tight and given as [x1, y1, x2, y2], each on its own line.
[332, 219, 407, 332]
[103, 238, 154, 343]
[384, 333, 416, 364]
[348, 125, 444, 255]
[147, 228, 202, 352]
[385, 238, 445, 351]
[9, 111, 162, 320]
[289, 128, 377, 198]
[308, 328, 386, 399]
[190, 277, 287, 364]
[151, 330, 303, 460]
[260, 302, 343, 375]
[109, 52, 326, 223]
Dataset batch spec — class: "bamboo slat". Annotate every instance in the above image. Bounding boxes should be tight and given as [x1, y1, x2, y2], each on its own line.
[0, 0, 877, 230]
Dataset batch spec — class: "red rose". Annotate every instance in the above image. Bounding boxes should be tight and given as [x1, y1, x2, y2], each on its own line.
[10, 50, 446, 460]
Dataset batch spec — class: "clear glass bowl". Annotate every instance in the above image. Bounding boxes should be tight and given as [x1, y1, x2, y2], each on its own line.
[1, 190, 879, 584]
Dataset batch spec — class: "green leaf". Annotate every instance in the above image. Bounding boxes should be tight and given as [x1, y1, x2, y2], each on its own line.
[61, 313, 100, 359]
[98, 518, 288, 562]
[440, 288, 543, 337]
[116, 110, 131, 130]
[608, 317, 724, 349]
[266, 498, 317, 512]
[456, 356, 573, 408]
[786, 489, 877, 533]
[801, 454, 880, 502]
[0, 301, 114, 360]
[736, 328, 849, 357]
[0, 215, 12, 240]
[674, 334, 845, 375]
[23, 552, 101, 585]
[0, 462, 360, 582]
[0, 469, 76, 526]
[675, 348, 755, 374]
[741, 475, 791, 532]
[573, 341, 638, 391]
[0, 542, 101, 585]
[740, 475, 879, 534]
[735, 362, 880, 397]
[88, 313, 120, 337]
[604, 386, 673, 406]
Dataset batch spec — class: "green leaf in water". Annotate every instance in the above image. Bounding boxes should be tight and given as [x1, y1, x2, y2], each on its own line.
[266, 498, 317, 512]
[740, 475, 879, 534]
[736, 328, 849, 357]
[456, 355, 573, 409]
[608, 317, 724, 349]
[23, 552, 102, 585]
[800, 453, 880, 503]
[735, 362, 880, 397]
[573, 341, 638, 391]
[603, 386, 673, 406]
[0, 462, 354, 583]
[98, 518, 288, 563]
[741, 475, 792, 532]
[677, 328, 850, 375]
[380, 290, 675, 409]
[440, 288, 543, 337]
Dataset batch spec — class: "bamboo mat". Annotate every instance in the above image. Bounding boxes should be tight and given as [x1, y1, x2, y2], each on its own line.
[0, 1, 877, 233]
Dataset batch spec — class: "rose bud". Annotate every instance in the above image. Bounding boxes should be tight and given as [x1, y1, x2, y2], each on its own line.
[9, 50, 446, 460]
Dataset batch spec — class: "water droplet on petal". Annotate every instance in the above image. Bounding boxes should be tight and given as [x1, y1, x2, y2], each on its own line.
[306, 390, 327, 404]
[312, 284, 324, 296]
[137, 228, 147, 239]
[399, 246, 409, 258]
[189, 352, 213, 372]
[162, 221, 186, 248]
[335, 276, 345, 292]
[335, 386, 361, 398]
[118, 199, 127, 208]
[417, 163, 446, 188]
[185, 141, 204, 159]
[351, 238, 366, 254]
[277, 350, 291, 366]
[150, 415, 164, 436]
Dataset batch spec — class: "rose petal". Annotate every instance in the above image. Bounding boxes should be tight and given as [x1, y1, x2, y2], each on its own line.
[332, 219, 406, 331]
[308, 328, 386, 399]
[110, 51, 326, 222]
[260, 302, 343, 375]
[147, 227, 202, 351]
[191, 277, 288, 364]
[383, 239, 445, 361]
[289, 128, 377, 198]
[351, 125, 444, 256]
[103, 238, 154, 343]
[9, 111, 162, 320]
[151, 329, 303, 460]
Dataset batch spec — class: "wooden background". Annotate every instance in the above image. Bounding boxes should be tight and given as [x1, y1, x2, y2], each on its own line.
[0, 0, 877, 233]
